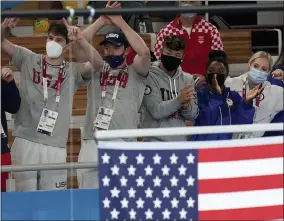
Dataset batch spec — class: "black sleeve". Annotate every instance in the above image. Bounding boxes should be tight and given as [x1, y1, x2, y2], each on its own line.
[1, 79, 21, 114]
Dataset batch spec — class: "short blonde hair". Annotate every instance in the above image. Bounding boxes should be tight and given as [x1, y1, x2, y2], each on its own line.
[248, 51, 274, 71]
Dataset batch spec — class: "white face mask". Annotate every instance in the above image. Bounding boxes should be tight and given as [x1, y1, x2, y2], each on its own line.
[46, 41, 63, 59]
[179, 2, 197, 19]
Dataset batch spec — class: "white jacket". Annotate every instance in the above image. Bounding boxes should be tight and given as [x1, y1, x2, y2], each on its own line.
[225, 73, 283, 138]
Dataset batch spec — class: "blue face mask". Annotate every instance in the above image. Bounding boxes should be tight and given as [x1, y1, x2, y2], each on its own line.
[106, 54, 125, 68]
[248, 68, 267, 85]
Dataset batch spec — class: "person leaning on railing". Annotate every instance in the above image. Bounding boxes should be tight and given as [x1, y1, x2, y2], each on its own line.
[225, 51, 283, 139]
[190, 50, 261, 141]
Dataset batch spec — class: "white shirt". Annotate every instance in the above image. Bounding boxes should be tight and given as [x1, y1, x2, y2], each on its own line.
[182, 26, 192, 36]
[225, 73, 283, 138]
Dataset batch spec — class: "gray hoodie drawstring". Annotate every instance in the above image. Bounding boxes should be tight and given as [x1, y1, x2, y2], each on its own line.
[168, 77, 178, 99]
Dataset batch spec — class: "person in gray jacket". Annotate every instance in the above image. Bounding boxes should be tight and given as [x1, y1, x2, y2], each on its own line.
[141, 35, 198, 141]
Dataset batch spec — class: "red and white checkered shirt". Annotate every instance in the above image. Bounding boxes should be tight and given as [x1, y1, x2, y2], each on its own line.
[154, 16, 224, 75]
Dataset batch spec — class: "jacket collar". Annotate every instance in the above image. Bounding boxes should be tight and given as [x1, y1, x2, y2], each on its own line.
[171, 15, 203, 30]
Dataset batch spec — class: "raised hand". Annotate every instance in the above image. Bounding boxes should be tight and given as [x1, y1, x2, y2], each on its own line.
[105, 1, 124, 26]
[1, 67, 14, 82]
[246, 84, 265, 103]
[272, 69, 284, 80]
[100, 15, 113, 26]
[62, 18, 83, 42]
[178, 85, 196, 104]
[2, 18, 19, 28]
[99, 2, 116, 25]
[211, 74, 222, 94]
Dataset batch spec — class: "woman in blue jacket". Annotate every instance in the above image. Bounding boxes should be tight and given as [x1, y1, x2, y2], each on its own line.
[190, 51, 263, 141]
[267, 46, 284, 87]
[264, 48, 283, 137]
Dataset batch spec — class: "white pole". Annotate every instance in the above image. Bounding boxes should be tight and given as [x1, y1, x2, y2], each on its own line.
[95, 123, 283, 140]
[2, 134, 283, 173]
[1, 162, 99, 173]
[205, 0, 209, 21]
[77, 0, 84, 27]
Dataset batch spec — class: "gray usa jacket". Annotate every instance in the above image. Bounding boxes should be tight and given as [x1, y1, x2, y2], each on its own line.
[141, 61, 199, 141]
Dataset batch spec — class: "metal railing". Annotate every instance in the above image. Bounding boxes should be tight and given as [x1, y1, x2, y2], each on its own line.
[1, 4, 283, 18]
[1, 123, 283, 173]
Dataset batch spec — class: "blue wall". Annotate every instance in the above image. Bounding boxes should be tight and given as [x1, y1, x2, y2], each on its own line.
[1, 1, 27, 10]
[2, 189, 100, 220]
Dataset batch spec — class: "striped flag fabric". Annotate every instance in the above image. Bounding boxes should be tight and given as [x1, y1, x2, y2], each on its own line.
[98, 136, 283, 220]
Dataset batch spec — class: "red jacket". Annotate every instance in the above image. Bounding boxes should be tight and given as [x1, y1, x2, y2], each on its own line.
[154, 16, 224, 75]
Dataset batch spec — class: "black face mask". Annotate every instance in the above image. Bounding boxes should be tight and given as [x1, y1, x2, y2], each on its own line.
[206, 72, 226, 87]
[161, 54, 182, 72]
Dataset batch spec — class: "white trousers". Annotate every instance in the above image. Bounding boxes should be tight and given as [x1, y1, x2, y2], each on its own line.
[11, 137, 67, 192]
[77, 140, 98, 189]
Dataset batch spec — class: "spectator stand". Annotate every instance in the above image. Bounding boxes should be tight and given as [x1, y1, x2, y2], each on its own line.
[1, 3, 283, 220]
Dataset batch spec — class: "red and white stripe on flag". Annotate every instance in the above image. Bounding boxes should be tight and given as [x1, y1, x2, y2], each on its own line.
[197, 137, 283, 220]
[99, 136, 283, 220]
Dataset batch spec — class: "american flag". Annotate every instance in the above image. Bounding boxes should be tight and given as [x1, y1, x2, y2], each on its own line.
[98, 136, 283, 220]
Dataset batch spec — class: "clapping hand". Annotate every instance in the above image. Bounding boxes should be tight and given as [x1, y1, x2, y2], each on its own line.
[178, 85, 196, 104]
[99, 1, 121, 25]
[105, 1, 124, 26]
[193, 74, 206, 89]
[211, 74, 222, 94]
[271, 69, 283, 81]
[245, 84, 265, 104]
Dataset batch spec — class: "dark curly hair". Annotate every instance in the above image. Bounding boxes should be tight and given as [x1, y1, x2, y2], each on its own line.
[163, 35, 187, 51]
[206, 50, 229, 74]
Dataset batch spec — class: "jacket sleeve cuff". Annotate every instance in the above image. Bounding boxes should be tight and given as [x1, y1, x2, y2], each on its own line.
[241, 100, 253, 109]
[181, 105, 192, 114]
[172, 97, 182, 110]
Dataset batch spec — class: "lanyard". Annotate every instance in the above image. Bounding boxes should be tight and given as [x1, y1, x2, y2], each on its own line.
[42, 56, 65, 107]
[101, 68, 127, 104]
[242, 81, 260, 107]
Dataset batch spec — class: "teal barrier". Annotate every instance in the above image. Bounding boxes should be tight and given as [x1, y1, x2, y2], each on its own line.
[1, 189, 100, 220]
